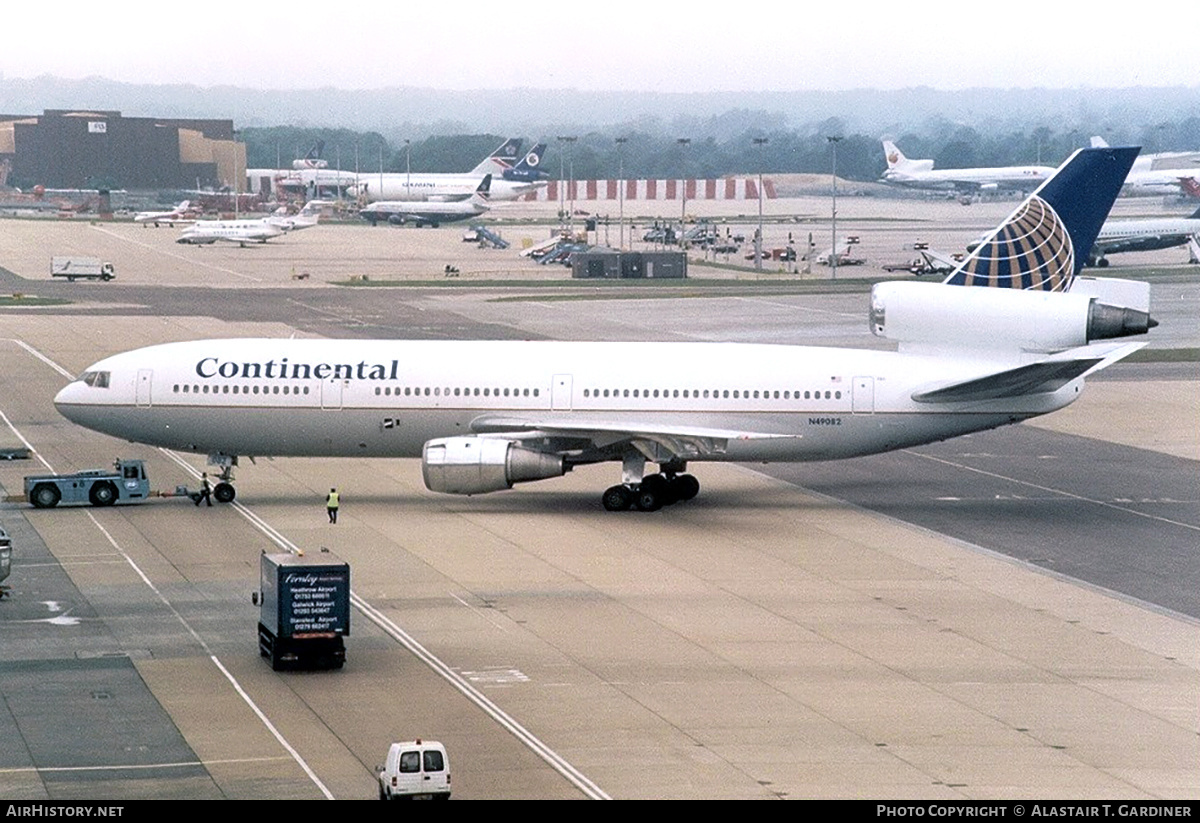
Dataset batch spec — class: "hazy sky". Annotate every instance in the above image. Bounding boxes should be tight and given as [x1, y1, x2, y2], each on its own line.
[3, 1, 1196, 92]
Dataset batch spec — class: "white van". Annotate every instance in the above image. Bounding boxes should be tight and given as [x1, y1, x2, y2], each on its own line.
[377, 740, 451, 800]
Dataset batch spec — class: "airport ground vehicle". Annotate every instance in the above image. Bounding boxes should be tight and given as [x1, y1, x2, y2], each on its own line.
[50, 256, 115, 281]
[254, 551, 349, 671]
[24, 459, 150, 508]
[378, 740, 451, 800]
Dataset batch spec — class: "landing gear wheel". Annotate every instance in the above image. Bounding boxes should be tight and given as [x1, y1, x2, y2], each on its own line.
[640, 474, 672, 507]
[602, 485, 632, 511]
[89, 481, 117, 507]
[30, 483, 61, 509]
[673, 474, 700, 502]
[635, 483, 663, 512]
[213, 482, 236, 503]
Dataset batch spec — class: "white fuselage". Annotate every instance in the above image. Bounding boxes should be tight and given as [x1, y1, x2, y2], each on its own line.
[352, 173, 538, 203]
[53, 338, 1079, 464]
[1120, 167, 1200, 196]
[882, 164, 1055, 192]
[177, 219, 284, 245]
[1095, 215, 1200, 250]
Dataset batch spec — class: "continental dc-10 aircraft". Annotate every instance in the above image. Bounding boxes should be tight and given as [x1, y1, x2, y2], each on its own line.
[54, 147, 1155, 512]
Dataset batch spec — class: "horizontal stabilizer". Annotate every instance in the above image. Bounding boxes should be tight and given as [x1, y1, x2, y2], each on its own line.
[912, 342, 1144, 403]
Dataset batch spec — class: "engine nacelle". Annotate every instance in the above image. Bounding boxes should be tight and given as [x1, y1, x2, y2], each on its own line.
[422, 436, 566, 495]
[870, 281, 1154, 353]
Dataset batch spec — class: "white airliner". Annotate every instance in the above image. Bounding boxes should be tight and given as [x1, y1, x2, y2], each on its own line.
[1091, 136, 1200, 173]
[881, 140, 1055, 193]
[176, 218, 284, 246]
[55, 148, 1155, 512]
[133, 200, 196, 227]
[360, 176, 491, 227]
[1088, 205, 1200, 266]
[353, 143, 547, 204]
[268, 138, 526, 202]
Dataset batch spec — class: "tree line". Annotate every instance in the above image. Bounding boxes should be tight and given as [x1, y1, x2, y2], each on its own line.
[241, 118, 1200, 183]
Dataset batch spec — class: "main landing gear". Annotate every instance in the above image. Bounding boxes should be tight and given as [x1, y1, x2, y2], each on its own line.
[602, 452, 700, 512]
[602, 472, 701, 512]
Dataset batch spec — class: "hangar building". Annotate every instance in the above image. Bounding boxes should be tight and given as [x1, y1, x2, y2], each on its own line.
[0, 109, 245, 191]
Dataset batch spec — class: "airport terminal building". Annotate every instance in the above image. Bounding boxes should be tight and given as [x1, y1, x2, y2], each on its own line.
[0, 109, 245, 191]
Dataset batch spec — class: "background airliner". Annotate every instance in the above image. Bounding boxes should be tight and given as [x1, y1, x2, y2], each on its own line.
[359, 176, 491, 227]
[352, 143, 547, 203]
[880, 139, 1054, 192]
[56, 148, 1153, 512]
[1088, 205, 1200, 266]
[265, 138, 525, 202]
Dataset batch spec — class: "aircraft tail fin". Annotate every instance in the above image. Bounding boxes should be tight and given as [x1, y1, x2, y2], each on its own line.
[471, 138, 522, 175]
[882, 140, 906, 170]
[1180, 177, 1200, 199]
[472, 174, 493, 203]
[942, 146, 1139, 292]
[292, 140, 328, 170]
[504, 143, 548, 181]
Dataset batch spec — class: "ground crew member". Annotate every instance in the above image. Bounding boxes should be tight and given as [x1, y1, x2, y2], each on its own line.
[326, 488, 339, 523]
[195, 473, 212, 507]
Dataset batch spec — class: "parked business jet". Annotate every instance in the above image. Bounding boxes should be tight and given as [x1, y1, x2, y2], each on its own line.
[176, 218, 284, 246]
[353, 143, 546, 203]
[360, 176, 491, 227]
[56, 148, 1154, 512]
[881, 140, 1054, 193]
[1088, 205, 1200, 266]
[265, 199, 325, 232]
[133, 200, 196, 227]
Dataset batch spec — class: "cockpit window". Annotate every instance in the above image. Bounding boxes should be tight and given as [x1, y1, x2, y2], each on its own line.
[80, 371, 110, 388]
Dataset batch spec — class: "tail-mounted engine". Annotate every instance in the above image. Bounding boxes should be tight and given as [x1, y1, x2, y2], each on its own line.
[870, 280, 1155, 353]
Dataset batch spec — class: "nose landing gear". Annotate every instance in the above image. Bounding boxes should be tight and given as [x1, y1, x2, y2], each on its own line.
[207, 453, 239, 504]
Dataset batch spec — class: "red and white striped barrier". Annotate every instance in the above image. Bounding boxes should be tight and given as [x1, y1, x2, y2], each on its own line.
[526, 177, 776, 201]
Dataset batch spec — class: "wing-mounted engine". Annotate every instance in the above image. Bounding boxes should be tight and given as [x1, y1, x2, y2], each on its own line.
[869, 281, 1155, 353]
[422, 436, 566, 495]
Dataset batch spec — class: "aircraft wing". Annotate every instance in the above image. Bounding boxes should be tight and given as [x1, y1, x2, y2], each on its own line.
[468, 415, 790, 460]
[912, 342, 1143, 403]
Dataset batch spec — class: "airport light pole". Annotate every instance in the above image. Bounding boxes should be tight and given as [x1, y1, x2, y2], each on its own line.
[557, 135, 576, 233]
[615, 136, 628, 250]
[404, 139, 411, 198]
[753, 137, 768, 271]
[678, 137, 690, 247]
[827, 136, 842, 281]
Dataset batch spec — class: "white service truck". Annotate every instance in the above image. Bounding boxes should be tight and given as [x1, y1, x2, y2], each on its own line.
[50, 257, 115, 281]
[377, 740, 451, 800]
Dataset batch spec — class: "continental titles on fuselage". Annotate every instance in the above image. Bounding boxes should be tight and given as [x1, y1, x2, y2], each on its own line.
[195, 357, 400, 382]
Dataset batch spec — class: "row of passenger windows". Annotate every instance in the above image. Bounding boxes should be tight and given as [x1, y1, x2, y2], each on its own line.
[582, 388, 842, 401]
[373, 386, 540, 398]
[174, 384, 311, 396]
[169, 382, 841, 402]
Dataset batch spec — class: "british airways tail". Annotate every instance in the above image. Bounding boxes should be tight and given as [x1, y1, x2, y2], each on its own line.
[292, 140, 328, 170]
[944, 147, 1139, 292]
[470, 138, 523, 175]
[503, 143, 548, 182]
